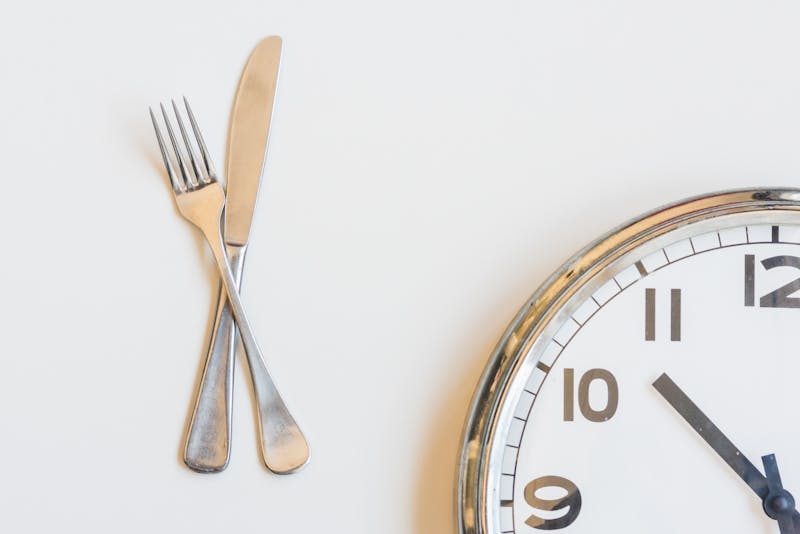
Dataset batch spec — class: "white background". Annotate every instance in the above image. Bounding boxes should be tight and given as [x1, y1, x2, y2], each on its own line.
[2, 1, 800, 532]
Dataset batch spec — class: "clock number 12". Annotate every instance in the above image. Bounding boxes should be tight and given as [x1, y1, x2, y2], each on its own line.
[744, 254, 800, 308]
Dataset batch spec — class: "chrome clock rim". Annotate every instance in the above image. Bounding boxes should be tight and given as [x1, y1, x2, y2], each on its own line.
[456, 187, 800, 534]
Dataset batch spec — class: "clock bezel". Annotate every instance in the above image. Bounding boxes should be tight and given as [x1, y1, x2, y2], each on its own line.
[456, 188, 800, 534]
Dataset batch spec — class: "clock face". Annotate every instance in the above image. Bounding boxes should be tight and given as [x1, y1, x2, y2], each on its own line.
[458, 190, 800, 534]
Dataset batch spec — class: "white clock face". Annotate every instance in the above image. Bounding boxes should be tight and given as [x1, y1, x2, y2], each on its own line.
[490, 221, 800, 533]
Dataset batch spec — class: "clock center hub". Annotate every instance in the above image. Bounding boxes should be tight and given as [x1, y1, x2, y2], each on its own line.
[764, 490, 796, 519]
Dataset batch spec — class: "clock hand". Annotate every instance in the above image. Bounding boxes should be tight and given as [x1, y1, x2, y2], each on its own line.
[762, 454, 797, 534]
[652, 373, 767, 495]
[652, 373, 800, 530]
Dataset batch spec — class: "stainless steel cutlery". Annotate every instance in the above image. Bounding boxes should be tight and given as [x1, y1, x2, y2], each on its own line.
[149, 38, 309, 474]
[182, 37, 288, 474]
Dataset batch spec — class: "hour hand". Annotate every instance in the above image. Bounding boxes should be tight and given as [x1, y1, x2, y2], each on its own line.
[762, 454, 797, 534]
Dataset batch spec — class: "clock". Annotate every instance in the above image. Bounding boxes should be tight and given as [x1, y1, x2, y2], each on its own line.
[458, 188, 800, 533]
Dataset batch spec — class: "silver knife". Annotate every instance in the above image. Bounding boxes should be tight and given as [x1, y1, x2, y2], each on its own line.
[184, 36, 309, 473]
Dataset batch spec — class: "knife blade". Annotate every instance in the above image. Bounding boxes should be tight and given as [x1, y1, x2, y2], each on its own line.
[184, 37, 296, 473]
[225, 35, 282, 246]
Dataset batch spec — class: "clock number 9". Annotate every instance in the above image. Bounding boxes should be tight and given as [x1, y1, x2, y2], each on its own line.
[524, 475, 582, 530]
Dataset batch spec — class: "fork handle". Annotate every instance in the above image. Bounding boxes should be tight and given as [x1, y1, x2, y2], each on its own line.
[201, 223, 310, 474]
[184, 245, 246, 473]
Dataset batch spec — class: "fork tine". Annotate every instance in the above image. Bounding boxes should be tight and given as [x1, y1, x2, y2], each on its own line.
[150, 107, 184, 193]
[171, 99, 208, 185]
[160, 103, 198, 190]
[183, 96, 217, 182]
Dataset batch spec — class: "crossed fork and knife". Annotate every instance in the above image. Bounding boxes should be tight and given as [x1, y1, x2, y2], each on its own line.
[149, 37, 309, 474]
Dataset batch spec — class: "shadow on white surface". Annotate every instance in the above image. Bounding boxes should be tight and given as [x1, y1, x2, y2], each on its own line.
[413, 337, 497, 533]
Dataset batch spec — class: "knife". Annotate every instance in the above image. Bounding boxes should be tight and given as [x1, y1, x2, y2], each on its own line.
[184, 36, 309, 473]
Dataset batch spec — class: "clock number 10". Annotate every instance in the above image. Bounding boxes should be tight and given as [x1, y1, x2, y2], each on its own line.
[563, 368, 618, 422]
[744, 254, 800, 308]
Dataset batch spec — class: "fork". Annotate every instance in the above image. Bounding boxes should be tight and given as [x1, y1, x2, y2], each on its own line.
[150, 98, 310, 474]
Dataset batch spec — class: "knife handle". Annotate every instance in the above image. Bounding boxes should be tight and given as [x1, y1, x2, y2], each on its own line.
[201, 229, 310, 474]
[184, 245, 246, 473]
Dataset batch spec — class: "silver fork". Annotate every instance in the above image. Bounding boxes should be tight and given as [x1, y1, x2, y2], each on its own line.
[150, 98, 310, 474]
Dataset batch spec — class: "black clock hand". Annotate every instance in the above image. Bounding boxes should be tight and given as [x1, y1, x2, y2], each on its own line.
[652, 373, 800, 530]
[762, 454, 797, 534]
[653, 373, 767, 495]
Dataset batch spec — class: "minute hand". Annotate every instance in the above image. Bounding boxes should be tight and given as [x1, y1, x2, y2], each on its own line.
[652, 372, 768, 498]
[653, 373, 800, 532]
